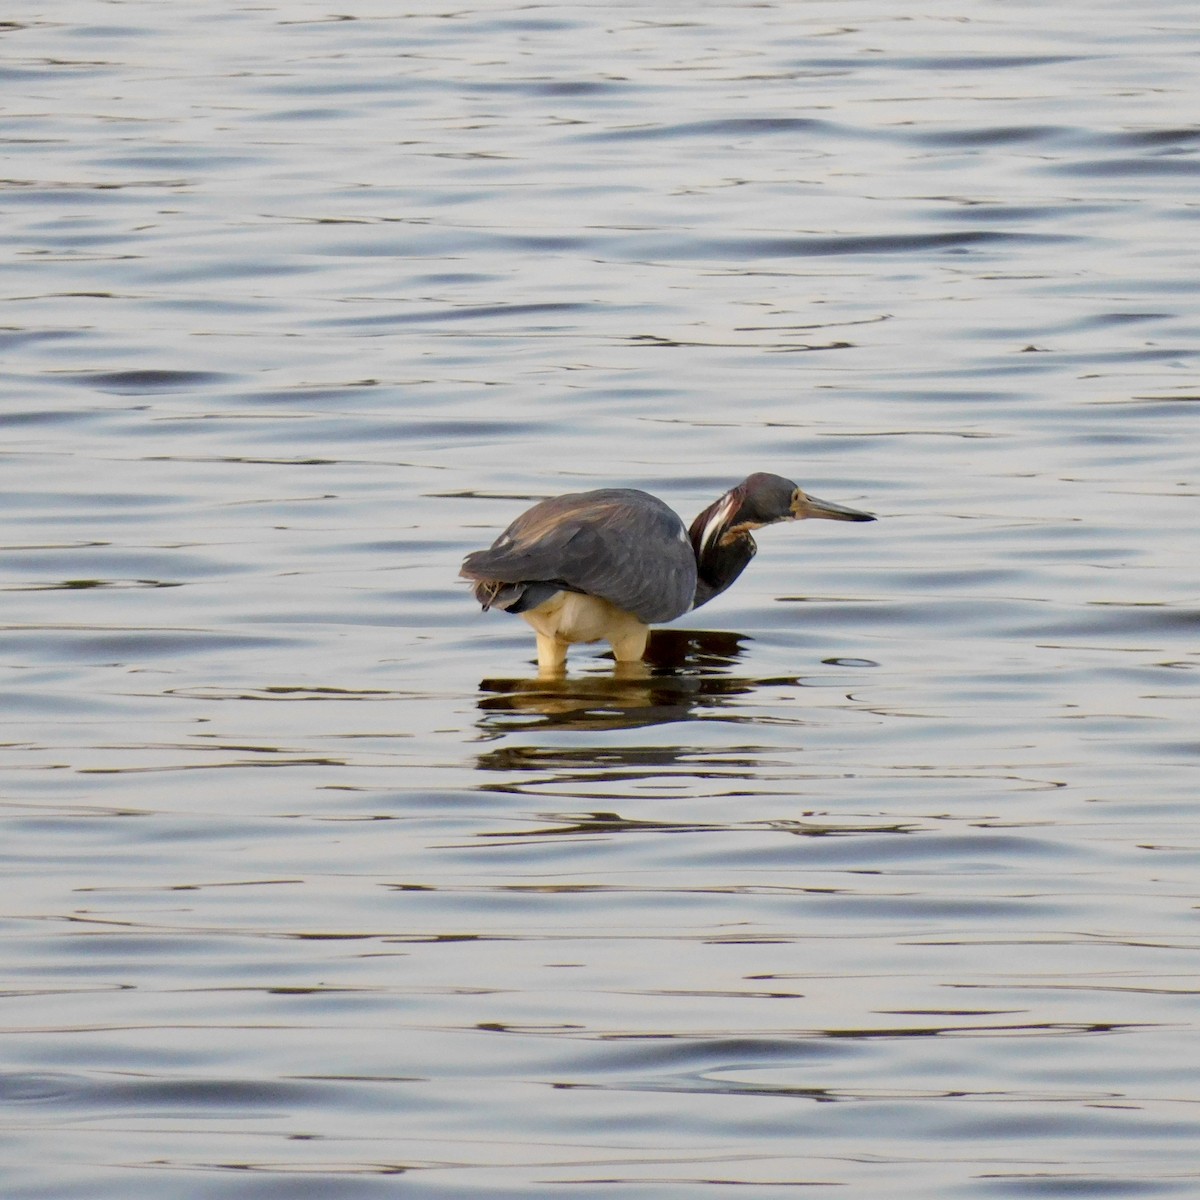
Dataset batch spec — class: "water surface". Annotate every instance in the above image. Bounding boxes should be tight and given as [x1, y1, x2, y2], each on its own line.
[3, 3, 1199, 1197]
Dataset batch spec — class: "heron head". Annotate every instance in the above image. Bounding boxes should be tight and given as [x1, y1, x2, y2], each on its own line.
[736, 472, 875, 526]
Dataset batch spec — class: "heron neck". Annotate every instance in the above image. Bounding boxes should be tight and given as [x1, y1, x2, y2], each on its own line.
[688, 492, 756, 610]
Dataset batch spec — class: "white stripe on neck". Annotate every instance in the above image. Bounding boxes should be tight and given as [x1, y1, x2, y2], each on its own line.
[699, 493, 738, 557]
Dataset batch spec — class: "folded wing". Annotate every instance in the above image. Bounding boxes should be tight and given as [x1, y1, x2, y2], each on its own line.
[460, 489, 697, 625]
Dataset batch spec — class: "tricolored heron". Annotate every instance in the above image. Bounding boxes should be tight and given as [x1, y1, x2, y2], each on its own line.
[460, 472, 874, 673]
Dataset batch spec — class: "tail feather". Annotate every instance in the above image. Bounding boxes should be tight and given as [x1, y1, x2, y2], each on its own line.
[470, 578, 562, 614]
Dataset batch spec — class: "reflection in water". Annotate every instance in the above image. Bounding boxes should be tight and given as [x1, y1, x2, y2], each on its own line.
[640, 628, 749, 673]
[473, 627, 915, 842]
[476, 628, 754, 734]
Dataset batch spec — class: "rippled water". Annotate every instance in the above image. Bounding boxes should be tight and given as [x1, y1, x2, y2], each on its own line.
[4, 3, 1199, 1197]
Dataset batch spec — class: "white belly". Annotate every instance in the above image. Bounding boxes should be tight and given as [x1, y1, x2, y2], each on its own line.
[521, 591, 646, 646]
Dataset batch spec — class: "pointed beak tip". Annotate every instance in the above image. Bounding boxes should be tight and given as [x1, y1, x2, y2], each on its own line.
[796, 494, 876, 523]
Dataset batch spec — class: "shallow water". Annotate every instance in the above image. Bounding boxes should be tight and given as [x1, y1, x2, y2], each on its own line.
[3, 2, 1200, 1197]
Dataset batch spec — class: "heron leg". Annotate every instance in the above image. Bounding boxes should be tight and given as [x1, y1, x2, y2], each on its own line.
[534, 631, 569, 675]
[608, 624, 649, 664]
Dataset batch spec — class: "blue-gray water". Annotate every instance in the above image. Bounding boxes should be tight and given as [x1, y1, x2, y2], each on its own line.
[3, 3, 1199, 1197]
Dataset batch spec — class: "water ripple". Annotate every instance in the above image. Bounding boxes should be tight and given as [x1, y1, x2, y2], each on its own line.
[4, 3, 1199, 1198]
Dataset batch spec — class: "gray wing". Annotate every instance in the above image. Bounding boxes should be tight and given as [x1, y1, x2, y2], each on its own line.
[460, 488, 696, 624]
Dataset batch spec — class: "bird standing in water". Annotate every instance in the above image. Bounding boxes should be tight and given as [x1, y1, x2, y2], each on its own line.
[460, 472, 874, 673]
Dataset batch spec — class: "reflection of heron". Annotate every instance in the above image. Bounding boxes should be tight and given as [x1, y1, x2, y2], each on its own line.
[473, 630, 751, 737]
[460, 472, 874, 673]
